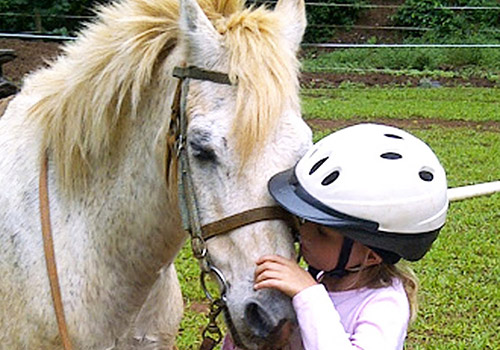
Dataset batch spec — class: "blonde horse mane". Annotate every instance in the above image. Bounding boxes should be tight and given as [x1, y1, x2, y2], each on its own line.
[27, 0, 300, 193]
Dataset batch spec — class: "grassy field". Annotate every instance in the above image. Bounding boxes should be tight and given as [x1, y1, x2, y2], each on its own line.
[302, 87, 500, 122]
[175, 86, 500, 349]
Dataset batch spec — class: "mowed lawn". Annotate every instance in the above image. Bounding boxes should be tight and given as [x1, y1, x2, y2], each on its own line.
[175, 86, 500, 349]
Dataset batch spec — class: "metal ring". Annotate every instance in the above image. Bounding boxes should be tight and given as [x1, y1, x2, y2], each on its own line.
[200, 264, 228, 302]
[191, 237, 207, 259]
[176, 134, 184, 157]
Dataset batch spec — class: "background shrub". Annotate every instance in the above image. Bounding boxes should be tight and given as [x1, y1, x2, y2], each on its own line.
[304, 0, 366, 43]
[0, 0, 110, 35]
[392, 0, 500, 42]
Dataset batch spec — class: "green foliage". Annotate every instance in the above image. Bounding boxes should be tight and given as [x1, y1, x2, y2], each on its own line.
[0, 0, 110, 35]
[392, 0, 500, 41]
[301, 41, 500, 79]
[304, 0, 366, 43]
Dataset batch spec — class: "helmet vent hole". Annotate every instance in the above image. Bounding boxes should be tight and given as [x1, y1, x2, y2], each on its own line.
[309, 157, 328, 175]
[384, 133, 403, 140]
[419, 170, 434, 182]
[381, 152, 402, 160]
[321, 171, 340, 185]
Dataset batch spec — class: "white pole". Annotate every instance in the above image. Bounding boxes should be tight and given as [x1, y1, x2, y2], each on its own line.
[448, 181, 500, 202]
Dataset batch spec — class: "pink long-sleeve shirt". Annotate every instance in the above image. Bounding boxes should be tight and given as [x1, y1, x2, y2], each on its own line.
[222, 280, 410, 350]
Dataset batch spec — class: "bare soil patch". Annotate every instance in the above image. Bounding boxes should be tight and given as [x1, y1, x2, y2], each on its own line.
[300, 71, 498, 88]
[1, 38, 496, 89]
[0, 38, 62, 83]
[1, 38, 497, 131]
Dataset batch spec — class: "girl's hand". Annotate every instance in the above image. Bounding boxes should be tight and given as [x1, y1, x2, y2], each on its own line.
[254, 255, 317, 297]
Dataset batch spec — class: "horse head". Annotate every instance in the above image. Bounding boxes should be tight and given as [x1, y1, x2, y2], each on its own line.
[176, 0, 311, 348]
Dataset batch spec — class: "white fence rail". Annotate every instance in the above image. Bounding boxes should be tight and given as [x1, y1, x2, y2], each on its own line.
[0, 2, 499, 44]
[0, 32, 76, 41]
[3, 32, 500, 49]
[448, 182, 500, 202]
[303, 43, 500, 48]
[256, 1, 500, 10]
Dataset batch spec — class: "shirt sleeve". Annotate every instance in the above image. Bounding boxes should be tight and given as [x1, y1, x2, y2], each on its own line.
[292, 284, 355, 350]
[292, 284, 409, 350]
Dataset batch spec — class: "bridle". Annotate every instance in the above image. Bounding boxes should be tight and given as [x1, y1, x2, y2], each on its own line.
[169, 65, 295, 349]
[39, 65, 295, 350]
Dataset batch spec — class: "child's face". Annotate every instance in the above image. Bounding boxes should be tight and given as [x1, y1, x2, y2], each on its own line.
[299, 222, 373, 271]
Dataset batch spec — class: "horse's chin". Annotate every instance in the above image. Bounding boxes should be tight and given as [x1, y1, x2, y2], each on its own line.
[231, 321, 295, 350]
[225, 285, 297, 350]
[261, 319, 295, 349]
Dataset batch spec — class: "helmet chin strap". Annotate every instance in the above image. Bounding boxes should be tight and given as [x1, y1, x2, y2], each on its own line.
[308, 237, 355, 281]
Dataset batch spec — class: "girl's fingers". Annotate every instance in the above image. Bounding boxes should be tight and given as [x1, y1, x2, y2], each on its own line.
[254, 260, 286, 277]
[254, 263, 293, 283]
[253, 254, 316, 297]
[254, 259, 299, 283]
[254, 279, 287, 292]
[256, 254, 292, 266]
[254, 270, 281, 284]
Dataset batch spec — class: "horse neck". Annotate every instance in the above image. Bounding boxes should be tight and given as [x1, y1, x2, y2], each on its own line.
[63, 73, 187, 300]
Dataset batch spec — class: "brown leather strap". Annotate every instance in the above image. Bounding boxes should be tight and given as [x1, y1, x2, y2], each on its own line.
[173, 66, 232, 85]
[39, 153, 74, 350]
[201, 206, 295, 240]
[199, 337, 218, 350]
[165, 80, 183, 185]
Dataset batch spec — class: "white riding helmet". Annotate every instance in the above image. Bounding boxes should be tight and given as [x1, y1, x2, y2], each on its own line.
[269, 123, 448, 261]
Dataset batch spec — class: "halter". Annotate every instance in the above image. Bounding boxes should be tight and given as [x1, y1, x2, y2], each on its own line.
[169, 65, 295, 349]
[39, 65, 295, 350]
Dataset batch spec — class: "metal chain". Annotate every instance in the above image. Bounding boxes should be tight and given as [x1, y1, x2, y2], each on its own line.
[201, 299, 225, 346]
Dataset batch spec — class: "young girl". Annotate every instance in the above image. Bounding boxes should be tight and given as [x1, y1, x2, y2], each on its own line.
[223, 123, 449, 350]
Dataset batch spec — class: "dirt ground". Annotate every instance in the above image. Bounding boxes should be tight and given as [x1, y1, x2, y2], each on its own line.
[0, 38, 62, 83]
[0, 38, 498, 132]
[1, 37, 498, 88]
[306, 116, 500, 133]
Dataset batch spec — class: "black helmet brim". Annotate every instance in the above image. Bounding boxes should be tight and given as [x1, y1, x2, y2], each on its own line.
[268, 167, 379, 231]
[268, 167, 441, 261]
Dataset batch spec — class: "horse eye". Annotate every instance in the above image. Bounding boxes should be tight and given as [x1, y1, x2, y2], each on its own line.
[189, 140, 217, 162]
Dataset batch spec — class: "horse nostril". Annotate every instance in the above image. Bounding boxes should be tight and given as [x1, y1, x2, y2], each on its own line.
[245, 302, 274, 339]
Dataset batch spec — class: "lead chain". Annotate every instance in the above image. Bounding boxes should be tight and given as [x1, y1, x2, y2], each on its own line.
[201, 298, 225, 349]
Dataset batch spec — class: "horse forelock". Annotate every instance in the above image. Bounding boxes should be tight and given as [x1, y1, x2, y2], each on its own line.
[25, 0, 298, 194]
[218, 6, 301, 166]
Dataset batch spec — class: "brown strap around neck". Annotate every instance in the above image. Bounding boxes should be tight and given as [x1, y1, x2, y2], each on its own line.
[39, 153, 74, 350]
[201, 206, 296, 240]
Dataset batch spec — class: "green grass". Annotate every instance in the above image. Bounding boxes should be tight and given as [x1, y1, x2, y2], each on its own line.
[175, 86, 500, 349]
[408, 195, 499, 349]
[301, 87, 500, 122]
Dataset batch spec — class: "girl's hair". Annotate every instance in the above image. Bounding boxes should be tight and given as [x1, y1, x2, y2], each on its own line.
[348, 262, 419, 322]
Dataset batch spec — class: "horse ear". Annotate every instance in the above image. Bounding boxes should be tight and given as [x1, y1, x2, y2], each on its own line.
[275, 0, 307, 53]
[179, 0, 224, 66]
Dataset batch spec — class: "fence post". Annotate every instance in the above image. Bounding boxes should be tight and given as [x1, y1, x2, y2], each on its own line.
[34, 9, 43, 33]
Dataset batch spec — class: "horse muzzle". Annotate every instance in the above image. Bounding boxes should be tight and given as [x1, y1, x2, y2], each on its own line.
[227, 288, 297, 350]
[245, 299, 295, 347]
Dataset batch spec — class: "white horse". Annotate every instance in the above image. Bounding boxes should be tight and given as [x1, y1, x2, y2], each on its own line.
[0, 0, 311, 349]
